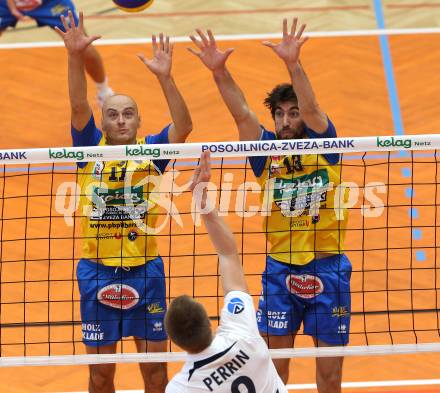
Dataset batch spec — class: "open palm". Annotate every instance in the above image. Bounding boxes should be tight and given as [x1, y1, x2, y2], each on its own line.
[55, 11, 100, 55]
[263, 18, 308, 67]
[138, 33, 172, 77]
[188, 29, 233, 72]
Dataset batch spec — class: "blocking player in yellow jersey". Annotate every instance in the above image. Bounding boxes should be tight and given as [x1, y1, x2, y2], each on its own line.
[57, 12, 192, 393]
[189, 18, 351, 393]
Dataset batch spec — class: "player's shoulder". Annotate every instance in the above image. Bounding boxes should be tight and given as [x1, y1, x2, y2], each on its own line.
[136, 136, 147, 144]
[218, 291, 261, 339]
[305, 115, 337, 139]
[260, 126, 276, 141]
[224, 290, 253, 309]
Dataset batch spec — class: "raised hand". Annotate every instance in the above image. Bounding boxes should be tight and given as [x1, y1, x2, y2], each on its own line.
[54, 11, 100, 55]
[188, 29, 234, 72]
[190, 151, 211, 210]
[263, 17, 308, 69]
[138, 33, 173, 77]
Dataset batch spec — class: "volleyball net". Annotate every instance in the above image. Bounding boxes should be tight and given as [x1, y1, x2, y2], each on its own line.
[0, 134, 440, 366]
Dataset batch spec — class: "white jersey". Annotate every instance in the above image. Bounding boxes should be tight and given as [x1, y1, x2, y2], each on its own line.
[166, 291, 287, 393]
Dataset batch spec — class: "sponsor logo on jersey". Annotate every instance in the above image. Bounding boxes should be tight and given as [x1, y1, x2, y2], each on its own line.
[227, 298, 245, 314]
[270, 156, 282, 175]
[285, 274, 324, 299]
[290, 217, 311, 228]
[153, 321, 163, 332]
[266, 310, 288, 329]
[268, 320, 288, 329]
[97, 284, 139, 309]
[95, 232, 122, 240]
[267, 311, 287, 320]
[312, 215, 320, 224]
[89, 222, 138, 230]
[91, 186, 147, 221]
[94, 186, 143, 205]
[274, 169, 329, 217]
[274, 169, 329, 200]
[256, 309, 262, 323]
[332, 306, 348, 317]
[338, 323, 347, 334]
[51, 4, 68, 16]
[81, 323, 104, 341]
[15, 0, 42, 11]
[257, 309, 289, 327]
[92, 161, 104, 179]
[128, 230, 138, 241]
[147, 302, 164, 314]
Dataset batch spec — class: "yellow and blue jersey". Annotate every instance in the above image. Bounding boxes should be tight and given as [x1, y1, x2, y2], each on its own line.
[72, 115, 170, 267]
[249, 119, 348, 266]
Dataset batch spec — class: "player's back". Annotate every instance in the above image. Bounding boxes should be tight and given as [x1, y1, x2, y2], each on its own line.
[166, 291, 287, 393]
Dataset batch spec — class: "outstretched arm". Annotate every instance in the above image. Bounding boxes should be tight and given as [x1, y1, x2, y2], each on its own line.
[190, 152, 248, 294]
[189, 29, 260, 141]
[55, 11, 100, 131]
[138, 33, 192, 143]
[264, 18, 328, 133]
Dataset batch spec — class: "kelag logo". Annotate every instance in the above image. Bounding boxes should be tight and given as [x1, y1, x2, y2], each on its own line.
[376, 137, 411, 149]
[126, 145, 161, 158]
[49, 148, 85, 161]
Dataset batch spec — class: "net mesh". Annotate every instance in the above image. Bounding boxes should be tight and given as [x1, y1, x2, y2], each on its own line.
[0, 136, 439, 365]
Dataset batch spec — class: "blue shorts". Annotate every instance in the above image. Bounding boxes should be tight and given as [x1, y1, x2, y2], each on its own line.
[257, 254, 352, 345]
[0, 0, 78, 31]
[77, 258, 167, 347]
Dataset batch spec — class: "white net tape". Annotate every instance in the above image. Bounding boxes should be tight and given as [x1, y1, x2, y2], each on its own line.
[0, 343, 439, 367]
[0, 134, 438, 164]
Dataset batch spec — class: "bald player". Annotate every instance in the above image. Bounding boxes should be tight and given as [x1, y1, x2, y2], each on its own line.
[1, 0, 113, 106]
[166, 151, 287, 393]
[57, 11, 192, 393]
[189, 18, 351, 393]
